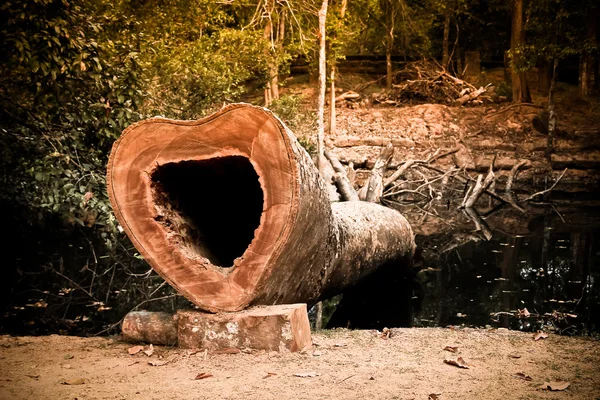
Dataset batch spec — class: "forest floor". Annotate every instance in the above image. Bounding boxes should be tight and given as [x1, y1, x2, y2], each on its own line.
[1, 328, 599, 400]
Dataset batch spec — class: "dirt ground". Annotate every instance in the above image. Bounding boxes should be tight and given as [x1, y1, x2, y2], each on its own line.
[1, 328, 598, 400]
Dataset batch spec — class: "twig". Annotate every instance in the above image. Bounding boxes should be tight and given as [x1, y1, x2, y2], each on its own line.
[523, 168, 567, 202]
[484, 103, 543, 119]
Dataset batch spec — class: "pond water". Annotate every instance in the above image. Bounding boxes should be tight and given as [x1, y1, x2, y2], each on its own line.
[326, 198, 600, 337]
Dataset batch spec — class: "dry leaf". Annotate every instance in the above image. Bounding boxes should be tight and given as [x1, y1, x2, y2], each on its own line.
[194, 372, 213, 380]
[263, 372, 277, 379]
[293, 371, 321, 378]
[539, 381, 570, 391]
[63, 354, 74, 360]
[143, 344, 154, 357]
[148, 360, 170, 366]
[444, 357, 470, 369]
[533, 331, 548, 341]
[443, 346, 458, 353]
[508, 354, 521, 359]
[213, 348, 240, 355]
[513, 372, 533, 381]
[62, 378, 85, 385]
[128, 345, 144, 355]
[429, 393, 442, 400]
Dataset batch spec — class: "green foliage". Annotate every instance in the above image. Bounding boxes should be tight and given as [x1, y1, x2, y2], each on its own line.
[0, 0, 145, 236]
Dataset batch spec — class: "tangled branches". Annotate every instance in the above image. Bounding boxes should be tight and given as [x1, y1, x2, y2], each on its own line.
[374, 60, 488, 106]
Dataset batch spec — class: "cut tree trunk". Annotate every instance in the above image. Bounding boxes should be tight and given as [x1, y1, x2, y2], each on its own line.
[107, 104, 415, 313]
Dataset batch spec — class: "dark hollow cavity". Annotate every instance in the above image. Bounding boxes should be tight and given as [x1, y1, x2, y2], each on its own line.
[151, 156, 263, 268]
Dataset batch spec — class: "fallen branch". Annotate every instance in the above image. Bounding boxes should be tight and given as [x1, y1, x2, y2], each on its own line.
[484, 103, 543, 120]
[325, 149, 360, 201]
[462, 168, 495, 208]
[505, 160, 527, 213]
[364, 143, 394, 203]
[463, 207, 493, 240]
[384, 147, 459, 188]
[524, 168, 568, 202]
[453, 84, 490, 106]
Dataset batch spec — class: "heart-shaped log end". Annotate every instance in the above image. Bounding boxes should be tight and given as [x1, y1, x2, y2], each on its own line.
[107, 104, 297, 312]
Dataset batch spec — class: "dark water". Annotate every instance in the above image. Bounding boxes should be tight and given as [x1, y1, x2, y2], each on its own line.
[327, 202, 600, 336]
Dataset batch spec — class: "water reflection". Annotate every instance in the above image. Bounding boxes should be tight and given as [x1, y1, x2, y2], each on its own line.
[328, 204, 600, 336]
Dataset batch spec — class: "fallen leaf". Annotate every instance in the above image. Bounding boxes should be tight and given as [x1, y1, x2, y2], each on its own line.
[293, 371, 321, 378]
[128, 345, 144, 355]
[194, 372, 213, 380]
[62, 378, 85, 385]
[429, 393, 442, 400]
[444, 357, 470, 369]
[443, 346, 458, 353]
[513, 372, 533, 381]
[263, 372, 277, 379]
[63, 354, 74, 360]
[148, 360, 170, 366]
[143, 344, 154, 357]
[533, 331, 548, 341]
[213, 348, 240, 355]
[508, 354, 521, 359]
[539, 381, 570, 391]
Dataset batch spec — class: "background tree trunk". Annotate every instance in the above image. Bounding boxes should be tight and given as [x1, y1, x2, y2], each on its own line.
[317, 0, 328, 172]
[386, 11, 395, 90]
[442, 11, 451, 69]
[510, 0, 531, 103]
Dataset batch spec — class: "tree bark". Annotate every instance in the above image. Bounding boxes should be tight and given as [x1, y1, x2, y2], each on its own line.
[510, 0, 531, 103]
[107, 104, 415, 313]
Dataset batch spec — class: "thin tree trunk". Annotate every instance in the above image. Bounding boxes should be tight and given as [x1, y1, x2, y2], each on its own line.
[315, 302, 323, 330]
[442, 11, 451, 69]
[510, 0, 531, 103]
[317, 0, 328, 173]
[386, 13, 394, 90]
[264, 18, 274, 106]
[329, 67, 336, 136]
[546, 57, 559, 157]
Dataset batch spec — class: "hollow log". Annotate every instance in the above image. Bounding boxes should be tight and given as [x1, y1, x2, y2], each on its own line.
[107, 103, 415, 312]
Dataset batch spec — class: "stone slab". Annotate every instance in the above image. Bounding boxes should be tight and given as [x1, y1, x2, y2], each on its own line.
[177, 304, 312, 352]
